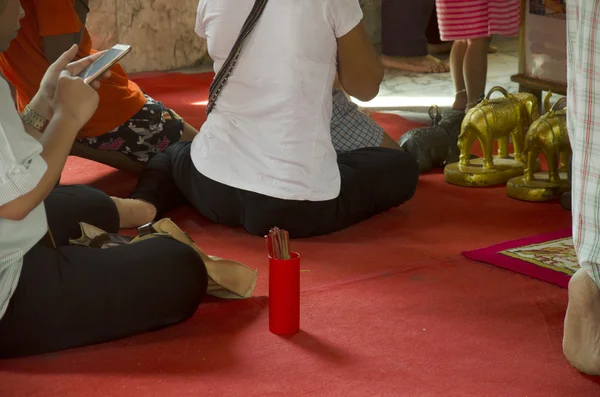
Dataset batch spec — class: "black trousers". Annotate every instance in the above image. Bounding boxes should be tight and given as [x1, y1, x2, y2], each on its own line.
[0, 185, 208, 359]
[131, 143, 419, 238]
[381, 0, 444, 57]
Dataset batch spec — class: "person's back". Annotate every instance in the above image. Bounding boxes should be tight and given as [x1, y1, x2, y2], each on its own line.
[193, 0, 362, 201]
[123, 0, 419, 238]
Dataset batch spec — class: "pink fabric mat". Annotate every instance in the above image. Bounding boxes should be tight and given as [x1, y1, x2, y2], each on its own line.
[463, 229, 574, 288]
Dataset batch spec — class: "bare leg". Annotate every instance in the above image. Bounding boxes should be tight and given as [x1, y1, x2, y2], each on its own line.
[71, 142, 144, 174]
[464, 37, 492, 111]
[427, 42, 454, 54]
[450, 40, 468, 111]
[381, 55, 450, 74]
[563, 269, 600, 375]
[428, 42, 498, 55]
[111, 197, 157, 229]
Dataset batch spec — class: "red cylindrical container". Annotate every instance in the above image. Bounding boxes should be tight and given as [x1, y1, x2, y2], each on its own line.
[269, 252, 300, 335]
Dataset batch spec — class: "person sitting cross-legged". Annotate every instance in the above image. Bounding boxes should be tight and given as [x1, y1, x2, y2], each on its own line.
[114, 0, 420, 238]
[0, 0, 209, 359]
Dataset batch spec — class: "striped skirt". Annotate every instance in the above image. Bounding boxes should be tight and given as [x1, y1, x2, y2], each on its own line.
[435, 0, 521, 41]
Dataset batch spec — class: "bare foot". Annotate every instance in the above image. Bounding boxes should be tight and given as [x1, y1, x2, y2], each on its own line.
[112, 197, 157, 229]
[563, 268, 600, 375]
[381, 55, 450, 73]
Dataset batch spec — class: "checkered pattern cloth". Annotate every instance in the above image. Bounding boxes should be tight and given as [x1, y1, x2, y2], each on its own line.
[567, 0, 600, 287]
[330, 89, 384, 152]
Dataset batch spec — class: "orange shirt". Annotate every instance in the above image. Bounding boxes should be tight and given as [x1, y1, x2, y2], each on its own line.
[0, 0, 147, 138]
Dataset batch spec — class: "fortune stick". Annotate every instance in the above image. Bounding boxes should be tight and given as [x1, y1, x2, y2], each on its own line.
[265, 227, 290, 259]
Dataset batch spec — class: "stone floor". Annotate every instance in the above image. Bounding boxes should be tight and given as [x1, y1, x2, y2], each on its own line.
[372, 36, 521, 124]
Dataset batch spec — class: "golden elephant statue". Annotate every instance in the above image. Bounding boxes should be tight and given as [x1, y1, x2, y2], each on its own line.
[457, 86, 540, 168]
[523, 95, 571, 183]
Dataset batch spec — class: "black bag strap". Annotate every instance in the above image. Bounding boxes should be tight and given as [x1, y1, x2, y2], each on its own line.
[206, 0, 268, 115]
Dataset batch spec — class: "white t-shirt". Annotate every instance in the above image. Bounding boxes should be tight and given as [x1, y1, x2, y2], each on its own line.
[193, 0, 363, 201]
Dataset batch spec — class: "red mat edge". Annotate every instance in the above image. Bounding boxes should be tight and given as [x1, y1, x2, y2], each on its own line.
[462, 229, 573, 288]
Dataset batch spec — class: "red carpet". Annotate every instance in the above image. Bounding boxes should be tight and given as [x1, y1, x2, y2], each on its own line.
[1, 73, 598, 396]
[2, 258, 599, 397]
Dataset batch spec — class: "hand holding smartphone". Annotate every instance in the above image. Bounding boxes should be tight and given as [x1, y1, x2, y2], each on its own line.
[76, 44, 132, 84]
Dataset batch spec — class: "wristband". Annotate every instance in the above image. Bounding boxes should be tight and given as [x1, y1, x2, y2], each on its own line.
[21, 104, 49, 132]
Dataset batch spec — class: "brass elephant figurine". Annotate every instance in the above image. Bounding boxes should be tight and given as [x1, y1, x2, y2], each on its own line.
[523, 95, 571, 183]
[457, 87, 540, 168]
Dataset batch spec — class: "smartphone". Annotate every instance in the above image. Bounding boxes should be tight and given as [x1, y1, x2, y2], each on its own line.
[77, 44, 132, 84]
